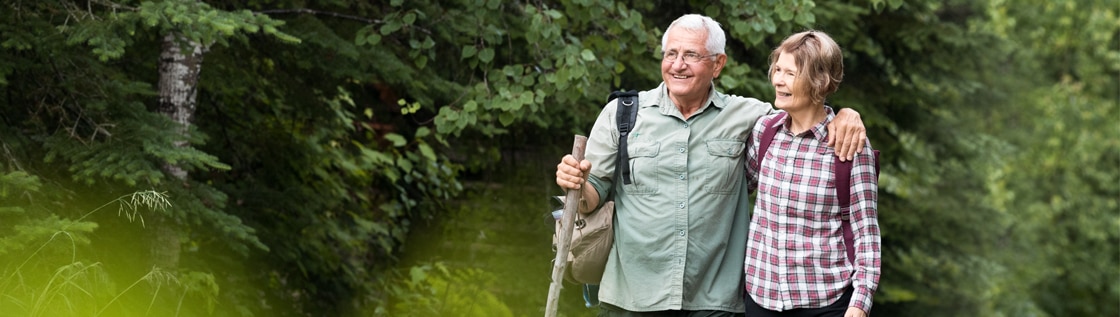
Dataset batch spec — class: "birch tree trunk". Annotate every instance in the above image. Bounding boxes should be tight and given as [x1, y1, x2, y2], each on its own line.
[153, 32, 207, 270]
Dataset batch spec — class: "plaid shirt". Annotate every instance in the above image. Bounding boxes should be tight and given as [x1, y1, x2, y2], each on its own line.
[744, 109, 881, 313]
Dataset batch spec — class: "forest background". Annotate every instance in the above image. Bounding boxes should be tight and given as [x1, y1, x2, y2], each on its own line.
[0, 0, 1116, 316]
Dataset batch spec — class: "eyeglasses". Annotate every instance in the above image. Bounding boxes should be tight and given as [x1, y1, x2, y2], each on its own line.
[662, 51, 718, 64]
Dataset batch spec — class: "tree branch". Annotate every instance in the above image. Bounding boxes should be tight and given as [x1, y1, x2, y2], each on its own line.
[258, 8, 431, 35]
[258, 8, 383, 24]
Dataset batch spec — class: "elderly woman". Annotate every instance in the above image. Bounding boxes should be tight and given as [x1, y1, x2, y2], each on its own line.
[743, 30, 881, 317]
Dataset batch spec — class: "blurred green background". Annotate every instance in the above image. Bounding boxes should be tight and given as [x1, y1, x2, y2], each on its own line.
[1, 0, 1116, 316]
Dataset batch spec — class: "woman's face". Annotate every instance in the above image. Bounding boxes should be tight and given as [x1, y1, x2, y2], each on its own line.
[771, 51, 810, 111]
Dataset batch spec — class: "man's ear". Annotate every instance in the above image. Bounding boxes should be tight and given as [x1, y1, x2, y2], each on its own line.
[713, 54, 728, 77]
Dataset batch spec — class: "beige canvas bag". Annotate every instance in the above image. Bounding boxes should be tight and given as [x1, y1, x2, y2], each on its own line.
[553, 197, 614, 284]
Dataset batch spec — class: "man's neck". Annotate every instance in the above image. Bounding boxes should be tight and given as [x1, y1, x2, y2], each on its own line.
[670, 87, 711, 120]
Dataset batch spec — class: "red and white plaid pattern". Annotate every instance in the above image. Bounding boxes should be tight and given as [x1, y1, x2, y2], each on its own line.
[744, 111, 880, 313]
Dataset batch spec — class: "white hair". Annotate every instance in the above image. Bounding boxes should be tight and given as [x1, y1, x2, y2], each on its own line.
[661, 14, 727, 57]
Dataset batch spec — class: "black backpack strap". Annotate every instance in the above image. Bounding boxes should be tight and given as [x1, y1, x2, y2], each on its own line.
[612, 90, 639, 185]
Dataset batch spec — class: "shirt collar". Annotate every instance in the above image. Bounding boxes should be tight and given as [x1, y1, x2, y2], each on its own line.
[652, 82, 723, 118]
[783, 105, 837, 143]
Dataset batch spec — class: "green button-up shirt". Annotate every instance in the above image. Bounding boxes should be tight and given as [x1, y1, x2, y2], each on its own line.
[586, 83, 774, 312]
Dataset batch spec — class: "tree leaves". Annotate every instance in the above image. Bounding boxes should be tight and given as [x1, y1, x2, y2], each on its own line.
[477, 47, 495, 63]
[3, 0, 1115, 315]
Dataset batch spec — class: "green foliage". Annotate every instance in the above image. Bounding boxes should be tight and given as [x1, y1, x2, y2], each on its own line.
[1011, 83, 1119, 317]
[390, 164, 576, 316]
[40, 107, 231, 187]
[373, 263, 513, 317]
[2, 0, 1116, 316]
[191, 63, 463, 312]
[972, 1, 1120, 316]
[61, 0, 300, 61]
[0, 190, 220, 316]
[0, 171, 40, 215]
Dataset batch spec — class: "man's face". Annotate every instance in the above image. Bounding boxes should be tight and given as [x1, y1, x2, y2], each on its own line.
[660, 28, 725, 102]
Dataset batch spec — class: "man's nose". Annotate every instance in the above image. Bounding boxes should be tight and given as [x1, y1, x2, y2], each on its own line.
[670, 57, 688, 69]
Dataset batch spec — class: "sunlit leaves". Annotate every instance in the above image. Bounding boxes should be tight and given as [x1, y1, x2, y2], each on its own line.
[580, 49, 596, 61]
[477, 48, 495, 63]
[384, 133, 407, 147]
[0, 171, 41, 200]
[398, 99, 421, 114]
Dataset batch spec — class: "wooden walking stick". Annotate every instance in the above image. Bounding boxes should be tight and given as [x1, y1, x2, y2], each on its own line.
[545, 135, 588, 317]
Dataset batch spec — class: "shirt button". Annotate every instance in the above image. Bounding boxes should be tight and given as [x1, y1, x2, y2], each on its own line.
[678, 148, 685, 153]
[678, 202, 685, 209]
[678, 174, 685, 180]
[679, 230, 686, 236]
[683, 123, 689, 128]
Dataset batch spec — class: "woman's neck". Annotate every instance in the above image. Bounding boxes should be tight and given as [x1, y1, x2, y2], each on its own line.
[786, 105, 827, 135]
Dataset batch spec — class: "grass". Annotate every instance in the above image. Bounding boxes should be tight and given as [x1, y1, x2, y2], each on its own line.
[0, 190, 218, 317]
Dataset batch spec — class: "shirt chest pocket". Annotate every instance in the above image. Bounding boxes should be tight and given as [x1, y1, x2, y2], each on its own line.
[623, 142, 660, 195]
[704, 139, 745, 195]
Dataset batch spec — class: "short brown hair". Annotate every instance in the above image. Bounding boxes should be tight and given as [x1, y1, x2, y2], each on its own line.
[768, 31, 843, 106]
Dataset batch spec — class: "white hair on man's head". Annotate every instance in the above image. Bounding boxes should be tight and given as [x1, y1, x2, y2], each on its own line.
[661, 14, 726, 57]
